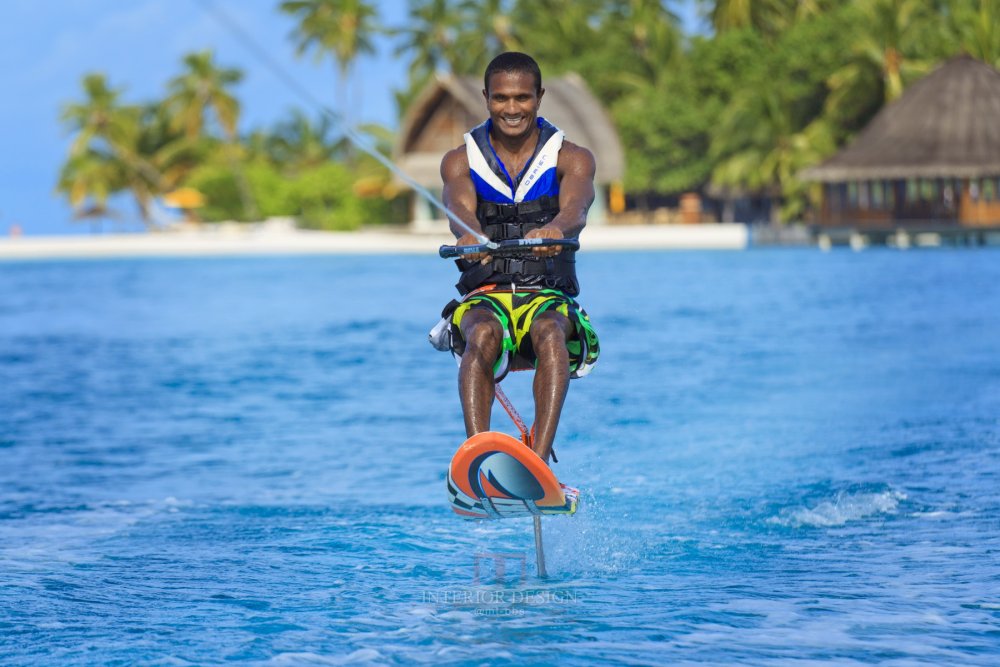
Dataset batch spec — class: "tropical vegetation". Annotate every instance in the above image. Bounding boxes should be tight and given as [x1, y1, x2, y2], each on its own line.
[58, 0, 998, 228]
[58, 51, 396, 230]
[387, 0, 995, 221]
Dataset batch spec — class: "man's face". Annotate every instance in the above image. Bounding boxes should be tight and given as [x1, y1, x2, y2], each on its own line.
[483, 70, 544, 142]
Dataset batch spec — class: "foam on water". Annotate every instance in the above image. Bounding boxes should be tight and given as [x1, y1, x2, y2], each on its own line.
[768, 489, 907, 528]
[266, 649, 386, 665]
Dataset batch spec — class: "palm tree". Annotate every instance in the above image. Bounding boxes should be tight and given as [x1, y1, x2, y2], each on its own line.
[136, 102, 209, 194]
[452, 0, 522, 75]
[701, 0, 834, 38]
[165, 50, 258, 219]
[57, 149, 126, 231]
[165, 51, 243, 139]
[267, 110, 343, 169]
[394, 0, 462, 80]
[823, 0, 939, 133]
[625, 0, 679, 54]
[702, 0, 785, 35]
[281, 0, 379, 122]
[61, 74, 131, 158]
[711, 85, 837, 222]
[948, 0, 1000, 68]
[511, 0, 606, 63]
[606, 0, 681, 85]
[59, 74, 164, 225]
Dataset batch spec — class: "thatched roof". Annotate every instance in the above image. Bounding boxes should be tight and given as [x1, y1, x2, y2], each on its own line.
[803, 55, 1000, 182]
[393, 73, 625, 187]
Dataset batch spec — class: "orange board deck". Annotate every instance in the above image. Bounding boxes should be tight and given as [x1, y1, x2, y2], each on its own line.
[447, 431, 579, 519]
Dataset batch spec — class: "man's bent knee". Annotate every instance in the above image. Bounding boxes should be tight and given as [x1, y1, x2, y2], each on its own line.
[530, 312, 572, 349]
[461, 313, 504, 361]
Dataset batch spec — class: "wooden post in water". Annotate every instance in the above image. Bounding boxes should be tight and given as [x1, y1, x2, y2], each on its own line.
[533, 516, 547, 577]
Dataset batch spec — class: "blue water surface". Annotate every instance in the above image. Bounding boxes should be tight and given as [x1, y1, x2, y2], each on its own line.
[1, 249, 999, 665]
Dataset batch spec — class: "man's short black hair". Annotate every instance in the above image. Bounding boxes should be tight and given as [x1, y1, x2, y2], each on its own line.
[484, 52, 542, 95]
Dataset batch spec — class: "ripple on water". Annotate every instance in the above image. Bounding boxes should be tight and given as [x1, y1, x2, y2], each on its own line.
[2, 253, 1000, 664]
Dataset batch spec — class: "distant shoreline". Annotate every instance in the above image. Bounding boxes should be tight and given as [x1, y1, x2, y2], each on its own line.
[0, 223, 749, 260]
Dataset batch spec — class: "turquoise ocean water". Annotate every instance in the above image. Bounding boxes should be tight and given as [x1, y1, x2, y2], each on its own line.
[1, 249, 999, 665]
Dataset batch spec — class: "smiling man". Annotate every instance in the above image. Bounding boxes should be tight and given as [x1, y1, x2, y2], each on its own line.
[438, 52, 600, 464]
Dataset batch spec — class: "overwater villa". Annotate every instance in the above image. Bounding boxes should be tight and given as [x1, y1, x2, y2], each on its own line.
[803, 55, 1000, 246]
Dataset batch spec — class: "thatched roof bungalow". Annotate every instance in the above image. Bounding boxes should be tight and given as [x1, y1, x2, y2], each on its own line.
[803, 55, 1000, 229]
[393, 73, 624, 229]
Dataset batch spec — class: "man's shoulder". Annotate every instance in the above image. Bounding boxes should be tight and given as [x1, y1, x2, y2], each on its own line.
[442, 144, 468, 163]
[440, 145, 470, 178]
[557, 140, 596, 174]
[559, 140, 594, 159]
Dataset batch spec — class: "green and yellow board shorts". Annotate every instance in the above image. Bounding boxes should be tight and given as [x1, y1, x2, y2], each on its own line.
[448, 286, 600, 381]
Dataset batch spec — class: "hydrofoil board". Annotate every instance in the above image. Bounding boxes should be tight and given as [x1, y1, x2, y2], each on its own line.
[447, 431, 579, 519]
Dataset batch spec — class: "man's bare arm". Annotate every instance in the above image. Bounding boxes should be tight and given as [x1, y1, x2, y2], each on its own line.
[440, 147, 483, 241]
[550, 142, 596, 238]
[525, 142, 596, 255]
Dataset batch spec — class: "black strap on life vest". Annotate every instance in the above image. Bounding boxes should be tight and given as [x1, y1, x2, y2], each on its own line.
[455, 196, 579, 297]
[476, 196, 559, 222]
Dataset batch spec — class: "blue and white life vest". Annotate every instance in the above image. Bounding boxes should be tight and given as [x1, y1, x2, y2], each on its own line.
[455, 117, 579, 296]
[464, 117, 563, 204]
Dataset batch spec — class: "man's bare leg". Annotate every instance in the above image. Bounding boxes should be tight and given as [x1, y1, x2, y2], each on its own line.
[529, 312, 573, 462]
[458, 310, 503, 437]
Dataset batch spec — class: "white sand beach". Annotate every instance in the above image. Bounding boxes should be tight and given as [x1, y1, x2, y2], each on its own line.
[0, 221, 748, 260]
